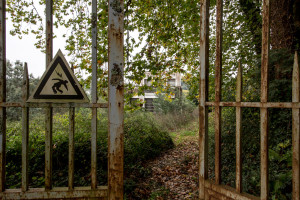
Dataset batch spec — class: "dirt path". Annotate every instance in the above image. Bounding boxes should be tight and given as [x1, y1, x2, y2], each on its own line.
[130, 140, 199, 200]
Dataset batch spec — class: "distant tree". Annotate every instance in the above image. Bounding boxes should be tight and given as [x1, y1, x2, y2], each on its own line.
[6, 60, 39, 121]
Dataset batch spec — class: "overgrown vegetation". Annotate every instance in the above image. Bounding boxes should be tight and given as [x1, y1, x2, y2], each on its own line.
[5, 0, 300, 199]
[6, 60, 39, 120]
[211, 49, 295, 199]
[125, 94, 198, 199]
[153, 92, 197, 131]
[6, 109, 174, 192]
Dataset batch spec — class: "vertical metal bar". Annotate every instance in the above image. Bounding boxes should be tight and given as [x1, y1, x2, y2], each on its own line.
[199, 0, 209, 199]
[45, 0, 53, 191]
[215, 0, 223, 185]
[91, 0, 98, 189]
[21, 63, 29, 192]
[68, 106, 75, 190]
[236, 61, 242, 193]
[45, 107, 52, 190]
[261, 0, 270, 199]
[0, 0, 5, 192]
[92, 0, 98, 105]
[108, 0, 124, 198]
[46, 0, 53, 66]
[292, 51, 300, 200]
[91, 108, 97, 189]
[68, 65, 75, 190]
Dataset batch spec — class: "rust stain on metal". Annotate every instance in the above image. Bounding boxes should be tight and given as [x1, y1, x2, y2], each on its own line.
[91, 107, 97, 189]
[292, 51, 300, 200]
[108, 0, 124, 198]
[236, 61, 242, 193]
[45, 0, 53, 192]
[205, 101, 300, 109]
[260, 1, 270, 200]
[68, 107, 75, 190]
[261, 0, 270, 103]
[110, 63, 123, 89]
[205, 180, 260, 200]
[199, 0, 210, 199]
[21, 63, 29, 192]
[214, 0, 223, 186]
[91, 0, 98, 190]
[0, 187, 108, 199]
[46, 0, 53, 68]
[214, 106, 221, 185]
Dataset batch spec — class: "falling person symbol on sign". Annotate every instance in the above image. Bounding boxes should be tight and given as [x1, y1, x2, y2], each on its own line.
[52, 78, 69, 94]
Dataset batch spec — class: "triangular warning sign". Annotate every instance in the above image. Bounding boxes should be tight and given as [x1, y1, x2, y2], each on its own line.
[28, 50, 89, 103]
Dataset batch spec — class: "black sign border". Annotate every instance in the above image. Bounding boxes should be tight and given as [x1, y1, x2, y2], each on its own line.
[33, 56, 84, 99]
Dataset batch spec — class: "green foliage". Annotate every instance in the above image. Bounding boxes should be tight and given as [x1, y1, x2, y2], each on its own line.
[6, 0, 259, 103]
[124, 111, 174, 165]
[212, 49, 295, 198]
[6, 60, 39, 121]
[6, 109, 173, 190]
[152, 92, 197, 131]
[6, 0, 299, 198]
[153, 91, 195, 114]
[184, 0, 259, 103]
[123, 111, 174, 197]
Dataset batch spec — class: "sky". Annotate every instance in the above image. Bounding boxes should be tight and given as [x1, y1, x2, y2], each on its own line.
[6, 22, 66, 78]
[5, 3, 140, 79]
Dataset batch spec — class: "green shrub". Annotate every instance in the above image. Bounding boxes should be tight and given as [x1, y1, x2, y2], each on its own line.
[124, 111, 174, 165]
[153, 93, 195, 115]
[152, 93, 197, 131]
[6, 109, 173, 190]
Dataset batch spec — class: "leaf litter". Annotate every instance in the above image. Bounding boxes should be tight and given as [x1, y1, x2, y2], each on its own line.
[127, 140, 199, 200]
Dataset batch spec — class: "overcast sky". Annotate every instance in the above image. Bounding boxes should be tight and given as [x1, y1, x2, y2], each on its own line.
[5, 4, 139, 79]
[6, 21, 66, 78]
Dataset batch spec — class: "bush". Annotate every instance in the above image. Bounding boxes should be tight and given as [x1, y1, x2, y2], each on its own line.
[6, 109, 174, 190]
[152, 93, 197, 131]
[124, 111, 174, 164]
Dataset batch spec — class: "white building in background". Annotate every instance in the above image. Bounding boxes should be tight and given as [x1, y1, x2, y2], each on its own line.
[131, 72, 182, 111]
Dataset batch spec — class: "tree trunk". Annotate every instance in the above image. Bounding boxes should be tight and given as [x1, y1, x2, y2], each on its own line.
[239, 0, 300, 52]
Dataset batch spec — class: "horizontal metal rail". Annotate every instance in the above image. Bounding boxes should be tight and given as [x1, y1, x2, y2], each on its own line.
[0, 186, 108, 199]
[206, 101, 300, 108]
[0, 102, 108, 108]
[204, 180, 260, 200]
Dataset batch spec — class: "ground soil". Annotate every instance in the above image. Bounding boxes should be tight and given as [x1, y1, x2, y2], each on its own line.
[127, 139, 199, 200]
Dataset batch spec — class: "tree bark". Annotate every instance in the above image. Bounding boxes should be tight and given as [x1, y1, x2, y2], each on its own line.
[239, 0, 262, 54]
[239, 0, 300, 52]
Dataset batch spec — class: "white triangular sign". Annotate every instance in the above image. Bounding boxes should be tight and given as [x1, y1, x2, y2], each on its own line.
[28, 50, 89, 103]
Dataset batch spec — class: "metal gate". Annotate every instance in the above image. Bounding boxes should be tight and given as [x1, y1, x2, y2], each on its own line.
[0, 0, 124, 199]
[199, 0, 299, 200]
[1, 0, 299, 199]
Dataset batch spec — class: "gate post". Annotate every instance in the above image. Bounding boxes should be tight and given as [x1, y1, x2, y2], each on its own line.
[91, 0, 98, 190]
[292, 52, 299, 200]
[260, 0, 270, 199]
[108, 0, 124, 199]
[45, 0, 53, 191]
[199, 0, 209, 199]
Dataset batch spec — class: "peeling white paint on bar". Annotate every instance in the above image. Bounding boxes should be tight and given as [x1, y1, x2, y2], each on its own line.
[108, 0, 124, 199]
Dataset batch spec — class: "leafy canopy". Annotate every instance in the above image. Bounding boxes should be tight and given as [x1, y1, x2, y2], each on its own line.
[7, 0, 258, 103]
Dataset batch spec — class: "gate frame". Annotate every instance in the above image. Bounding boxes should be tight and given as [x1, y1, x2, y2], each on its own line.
[0, 0, 124, 199]
[199, 0, 299, 200]
[0, 0, 299, 199]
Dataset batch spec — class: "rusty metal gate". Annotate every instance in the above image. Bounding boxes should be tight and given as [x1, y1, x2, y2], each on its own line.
[199, 0, 299, 200]
[0, 0, 299, 199]
[0, 0, 124, 199]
